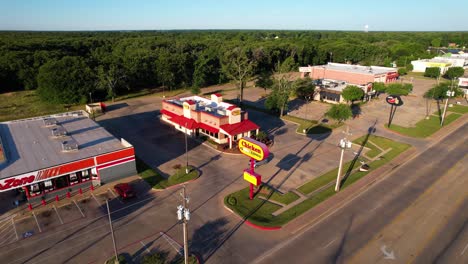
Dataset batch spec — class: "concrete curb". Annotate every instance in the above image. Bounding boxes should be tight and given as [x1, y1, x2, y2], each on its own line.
[223, 204, 282, 231]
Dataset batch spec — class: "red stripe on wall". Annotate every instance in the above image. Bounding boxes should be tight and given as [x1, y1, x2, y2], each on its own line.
[39, 158, 96, 181]
[96, 157, 135, 170]
[96, 148, 135, 165]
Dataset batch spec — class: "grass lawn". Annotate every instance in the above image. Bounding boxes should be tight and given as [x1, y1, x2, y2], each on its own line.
[0, 90, 83, 122]
[387, 113, 462, 138]
[282, 115, 340, 134]
[257, 186, 300, 205]
[136, 158, 199, 189]
[224, 135, 410, 227]
[447, 104, 468, 114]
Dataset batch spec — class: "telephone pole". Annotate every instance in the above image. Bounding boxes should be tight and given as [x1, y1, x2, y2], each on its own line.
[177, 185, 190, 264]
[440, 78, 455, 126]
[335, 127, 352, 192]
[106, 200, 118, 263]
[184, 123, 190, 174]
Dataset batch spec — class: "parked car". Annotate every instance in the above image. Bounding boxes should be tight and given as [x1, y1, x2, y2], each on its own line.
[114, 183, 135, 199]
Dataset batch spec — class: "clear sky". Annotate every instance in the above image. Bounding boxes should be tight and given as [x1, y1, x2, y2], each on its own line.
[1, 0, 467, 31]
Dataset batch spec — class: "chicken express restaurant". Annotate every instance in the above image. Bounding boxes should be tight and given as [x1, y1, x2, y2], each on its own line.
[0, 111, 137, 203]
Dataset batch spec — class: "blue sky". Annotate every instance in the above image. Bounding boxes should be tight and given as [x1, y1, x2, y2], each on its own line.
[0, 0, 466, 31]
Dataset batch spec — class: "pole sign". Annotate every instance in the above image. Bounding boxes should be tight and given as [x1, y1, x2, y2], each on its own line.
[238, 137, 269, 161]
[243, 169, 261, 186]
[385, 95, 403, 106]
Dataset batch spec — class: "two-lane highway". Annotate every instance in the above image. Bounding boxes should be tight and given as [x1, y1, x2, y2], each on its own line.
[254, 123, 468, 264]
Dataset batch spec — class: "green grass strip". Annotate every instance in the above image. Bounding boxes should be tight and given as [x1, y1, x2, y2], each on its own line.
[387, 113, 461, 138]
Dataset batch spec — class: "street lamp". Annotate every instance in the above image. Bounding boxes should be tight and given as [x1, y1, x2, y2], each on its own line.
[335, 128, 352, 192]
[177, 186, 190, 264]
[89, 92, 93, 103]
[305, 95, 311, 120]
[440, 78, 456, 126]
[184, 123, 189, 174]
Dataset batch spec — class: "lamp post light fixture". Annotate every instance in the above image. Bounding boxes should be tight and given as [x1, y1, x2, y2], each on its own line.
[177, 186, 190, 264]
[335, 128, 352, 192]
[440, 78, 456, 126]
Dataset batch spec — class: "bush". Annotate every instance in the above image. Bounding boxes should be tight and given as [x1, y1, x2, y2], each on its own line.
[398, 68, 407, 75]
[105, 254, 127, 264]
[386, 83, 412, 96]
[424, 67, 441, 78]
[227, 196, 237, 206]
[256, 131, 268, 141]
[406, 63, 414, 72]
[172, 164, 181, 170]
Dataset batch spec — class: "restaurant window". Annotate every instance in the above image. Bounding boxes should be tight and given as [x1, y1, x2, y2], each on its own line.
[70, 173, 79, 185]
[43, 180, 53, 191]
[30, 183, 41, 195]
[82, 169, 91, 181]
[234, 135, 238, 141]
[54, 175, 68, 189]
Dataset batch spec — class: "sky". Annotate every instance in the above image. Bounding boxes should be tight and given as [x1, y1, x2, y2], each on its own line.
[0, 0, 467, 31]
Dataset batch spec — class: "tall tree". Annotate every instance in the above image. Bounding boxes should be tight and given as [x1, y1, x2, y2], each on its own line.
[341, 85, 365, 104]
[221, 47, 256, 102]
[444, 67, 464, 80]
[265, 76, 293, 116]
[325, 104, 352, 123]
[96, 64, 127, 102]
[37, 56, 95, 104]
[293, 77, 315, 99]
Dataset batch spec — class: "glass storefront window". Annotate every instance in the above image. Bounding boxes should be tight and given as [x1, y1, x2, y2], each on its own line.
[54, 176, 68, 189]
[44, 180, 53, 191]
[82, 169, 90, 181]
[30, 184, 41, 195]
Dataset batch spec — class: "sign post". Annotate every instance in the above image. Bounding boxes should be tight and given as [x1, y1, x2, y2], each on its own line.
[238, 137, 269, 200]
[385, 95, 404, 128]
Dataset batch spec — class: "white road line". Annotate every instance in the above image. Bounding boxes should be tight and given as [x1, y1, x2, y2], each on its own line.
[91, 193, 102, 207]
[53, 205, 64, 225]
[140, 241, 151, 254]
[12, 218, 18, 241]
[73, 200, 85, 218]
[108, 188, 118, 198]
[322, 239, 336, 249]
[32, 212, 42, 233]
[461, 242, 468, 256]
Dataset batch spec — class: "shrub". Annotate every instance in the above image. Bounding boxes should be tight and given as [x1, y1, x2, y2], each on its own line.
[398, 68, 407, 75]
[424, 67, 441, 78]
[172, 164, 181, 170]
[227, 196, 237, 206]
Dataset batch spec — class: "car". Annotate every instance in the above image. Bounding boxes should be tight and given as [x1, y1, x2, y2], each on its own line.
[114, 183, 135, 199]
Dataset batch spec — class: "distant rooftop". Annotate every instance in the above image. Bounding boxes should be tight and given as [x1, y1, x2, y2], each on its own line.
[316, 63, 397, 75]
[0, 111, 128, 179]
[165, 96, 239, 117]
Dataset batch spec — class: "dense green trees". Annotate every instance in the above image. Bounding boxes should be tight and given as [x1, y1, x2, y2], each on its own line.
[341, 85, 364, 104]
[424, 67, 441, 78]
[444, 67, 464, 80]
[1, 30, 467, 104]
[325, 104, 352, 123]
[385, 83, 413, 96]
[37, 56, 95, 104]
[265, 76, 294, 116]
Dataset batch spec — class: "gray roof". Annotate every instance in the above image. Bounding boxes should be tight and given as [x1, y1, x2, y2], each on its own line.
[316, 63, 397, 75]
[0, 111, 126, 179]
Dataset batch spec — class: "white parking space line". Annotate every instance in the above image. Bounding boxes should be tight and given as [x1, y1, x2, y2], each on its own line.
[73, 200, 85, 218]
[322, 239, 336, 249]
[91, 193, 103, 207]
[140, 241, 151, 254]
[108, 188, 118, 198]
[461, 242, 468, 256]
[32, 212, 42, 233]
[53, 205, 64, 225]
[12, 218, 18, 241]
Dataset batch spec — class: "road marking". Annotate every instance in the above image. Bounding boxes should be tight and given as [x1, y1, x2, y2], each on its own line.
[12, 217, 18, 241]
[380, 245, 396, 260]
[108, 188, 118, 198]
[91, 193, 102, 206]
[53, 205, 64, 225]
[73, 200, 85, 218]
[322, 239, 336, 249]
[461, 242, 468, 256]
[140, 241, 151, 254]
[32, 212, 42, 233]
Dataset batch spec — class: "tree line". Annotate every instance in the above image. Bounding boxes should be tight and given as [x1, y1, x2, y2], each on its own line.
[1, 30, 467, 104]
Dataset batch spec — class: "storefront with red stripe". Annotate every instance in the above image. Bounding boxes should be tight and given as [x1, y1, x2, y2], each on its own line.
[0, 147, 136, 201]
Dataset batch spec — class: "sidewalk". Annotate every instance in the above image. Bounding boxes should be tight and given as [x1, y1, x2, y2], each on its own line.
[282, 110, 467, 233]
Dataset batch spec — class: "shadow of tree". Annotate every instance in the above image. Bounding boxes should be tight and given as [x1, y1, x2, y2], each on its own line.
[191, 218, 229, 261]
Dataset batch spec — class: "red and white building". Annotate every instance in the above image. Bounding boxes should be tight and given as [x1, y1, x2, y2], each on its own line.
[161, 94, 260, 149]
[0, 111, 136, 202]
[299, 63, 399, 84]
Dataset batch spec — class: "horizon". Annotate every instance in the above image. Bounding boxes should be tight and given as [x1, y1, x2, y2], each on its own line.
[1, 0, 467, 31]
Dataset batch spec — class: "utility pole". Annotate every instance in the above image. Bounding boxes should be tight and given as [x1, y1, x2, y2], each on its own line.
[106, 200, 118, 263]
[184, 123, 189, 174]
[177, 186, 190, 264]
[335, 127, 352, 192]
[440, 78, 455, 126]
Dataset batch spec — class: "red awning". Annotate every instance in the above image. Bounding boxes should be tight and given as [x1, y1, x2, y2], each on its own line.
[160, 109, 178, 119]
[220, 120, 259, 136]
[169, 115, 198, 130]
[198, 123, 219, 134]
